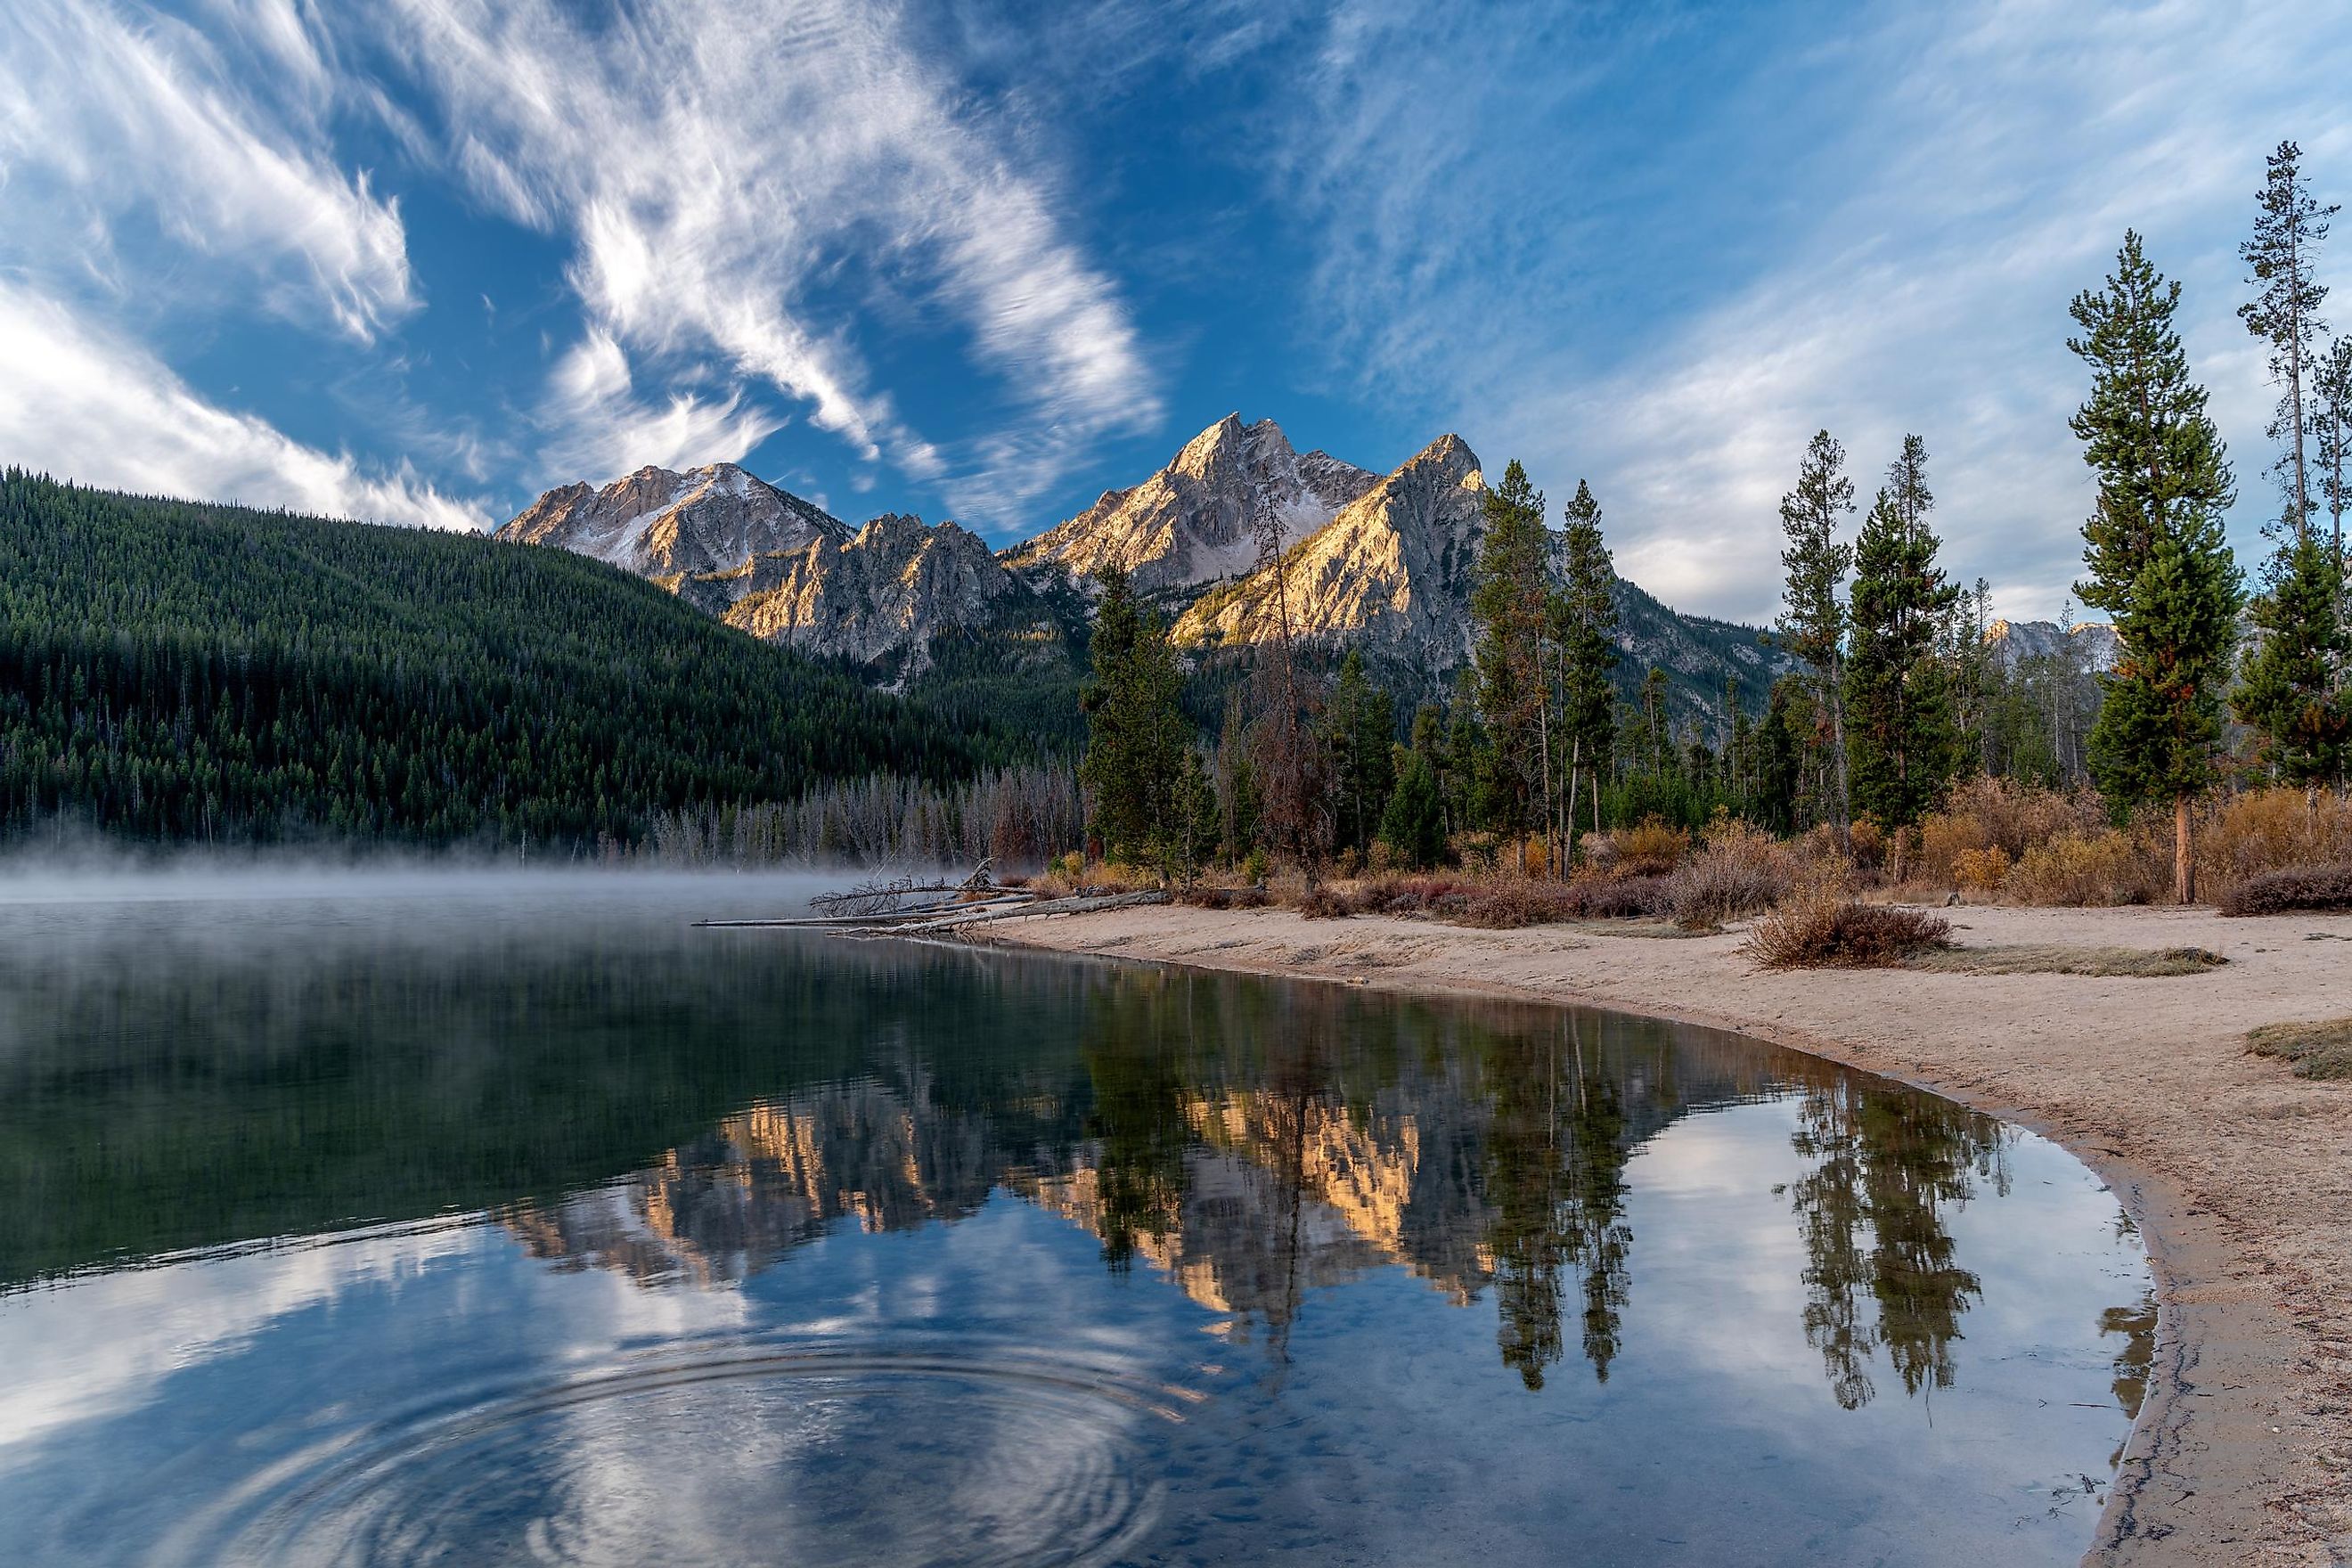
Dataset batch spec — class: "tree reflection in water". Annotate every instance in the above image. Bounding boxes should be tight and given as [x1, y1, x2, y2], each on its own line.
[1786, 1074, 2006, 1409]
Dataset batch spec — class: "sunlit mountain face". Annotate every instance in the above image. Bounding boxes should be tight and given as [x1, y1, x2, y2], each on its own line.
[0, 880, 2150, 1565]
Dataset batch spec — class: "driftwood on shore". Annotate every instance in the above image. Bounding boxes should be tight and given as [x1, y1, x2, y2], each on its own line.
[874, 889, 1168, 935]
[695, 886, 1168, 934]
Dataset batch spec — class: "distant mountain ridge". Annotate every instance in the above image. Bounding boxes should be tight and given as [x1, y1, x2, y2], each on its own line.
[497, 415, 1792, 731]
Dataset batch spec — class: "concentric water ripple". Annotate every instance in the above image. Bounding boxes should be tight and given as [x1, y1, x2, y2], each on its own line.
[157, 1335, 1193, 1567]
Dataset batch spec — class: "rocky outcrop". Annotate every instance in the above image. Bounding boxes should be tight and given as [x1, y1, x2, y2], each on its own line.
[1171, 433, 1486, 657]
[496, 462, 843, 576]
[685, 513, 1049, 679]
[1005, 413, 1379, 594]
[1984, 617, 2119, 672]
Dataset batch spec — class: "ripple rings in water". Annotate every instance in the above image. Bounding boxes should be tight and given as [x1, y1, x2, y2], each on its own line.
[158, 1336, 1190, 1568]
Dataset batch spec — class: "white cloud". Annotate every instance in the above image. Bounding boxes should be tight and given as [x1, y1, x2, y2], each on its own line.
[364, 0, 1157, 518]
[539, 330, 786, 479]
[0, 0, 413, 343]
[0, 281, 486, 529]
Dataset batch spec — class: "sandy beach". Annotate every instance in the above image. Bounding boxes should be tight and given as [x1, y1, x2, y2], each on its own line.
[976, 900, 2352, 1566]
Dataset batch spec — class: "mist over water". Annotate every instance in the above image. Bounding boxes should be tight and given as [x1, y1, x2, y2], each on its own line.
[0, 883, 2151, 1565]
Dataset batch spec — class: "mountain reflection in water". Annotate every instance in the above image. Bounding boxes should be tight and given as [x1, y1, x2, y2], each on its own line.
[480, 994, 2009, 1409]
[0, 886, 2150, 1567]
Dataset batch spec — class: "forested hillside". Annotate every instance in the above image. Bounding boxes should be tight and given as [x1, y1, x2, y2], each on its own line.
[0, 472, 988, 849]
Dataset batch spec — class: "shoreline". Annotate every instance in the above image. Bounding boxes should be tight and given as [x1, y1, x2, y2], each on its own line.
[970, 901, 2352, 1566]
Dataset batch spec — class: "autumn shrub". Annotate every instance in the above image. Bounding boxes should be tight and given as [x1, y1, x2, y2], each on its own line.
[1744, 884, 1952, 968]
[2004, 831, 2166, 907]
[1847, 817, 1887, 874]
[1951, 846, 2011, 894]
[1917, 777, 2106, 885]
[1296, 884, 1353, 919]
[2197, 788, 2352, 901]
[1559, 872, 1673, 919]
[2218, 862, 2352, 916]
[1583, 817, 1688, 878]
[1666, 818, 1794, 928]
[1176, 883, 1268, 910]
[1457, 879, 1581, 928]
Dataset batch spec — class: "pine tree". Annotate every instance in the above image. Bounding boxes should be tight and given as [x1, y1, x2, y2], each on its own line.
[1551, 479, 1619, 847]
[1776, 430, 1857, 845]
[1843, 435, 1959, 829]
[1327, 648, 1396, 856]
[1472, 460, 1550, 869]
[1214, 691, 1260, 866]
[2240, 140, 2337, 544]
[2069, 232, 2242, 902]
[1078, 568, 1188, 870]
[2234, 533, 2352, 786]
[1379, 748, 1447, 870]
[2316, 335, 2352, 605]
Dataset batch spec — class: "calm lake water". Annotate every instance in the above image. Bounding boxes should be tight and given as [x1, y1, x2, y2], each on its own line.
[0, 876, 2152, 1566]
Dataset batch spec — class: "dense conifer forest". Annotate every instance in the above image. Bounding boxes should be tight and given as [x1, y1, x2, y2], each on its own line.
[0, 471, 991, 850]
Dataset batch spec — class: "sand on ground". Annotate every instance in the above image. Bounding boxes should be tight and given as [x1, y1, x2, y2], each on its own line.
[976, 900, 2352, 1567]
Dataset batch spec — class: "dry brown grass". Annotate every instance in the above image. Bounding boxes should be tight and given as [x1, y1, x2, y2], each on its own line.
[1907, 943, 2226, 977]
[1744, 885, 1952, 968]
[2246, 1017, 2352, 1080]
[1665, 817, 1796, 928]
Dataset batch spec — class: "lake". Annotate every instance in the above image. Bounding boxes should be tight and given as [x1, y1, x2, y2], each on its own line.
[0, 875, 2151, 1565]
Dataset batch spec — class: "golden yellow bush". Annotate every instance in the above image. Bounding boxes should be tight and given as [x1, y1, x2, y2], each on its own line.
[1951, 846, 2011, 893]
[2005, 832, 2164, 906]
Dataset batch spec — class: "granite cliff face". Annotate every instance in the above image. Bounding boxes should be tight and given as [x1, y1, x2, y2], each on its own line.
[1982, 617, 2119, 672]
[679, 513, 1046, 677]
[1172, 433, 1487, 659]
[1004, 414, 1378, 594]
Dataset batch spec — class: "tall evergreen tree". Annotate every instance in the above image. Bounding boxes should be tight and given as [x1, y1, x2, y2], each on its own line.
[1472, 459, 1550, 869]
[2069, 233, 2242, 902]
[1843, 436, 1959, 829]
[1078, 568, 1188, 870]
[2316, 335, 2352, 605]
[1551, 479, 1619, 846]
[1379, 747, 1448, 870]
[2234, 533, 2352, 786]
[1214, 690, 1260, 867]
[1776, 430, 1857, 845]
[1327, 648, 1397, 856]
[2240, 140, 2337, 543]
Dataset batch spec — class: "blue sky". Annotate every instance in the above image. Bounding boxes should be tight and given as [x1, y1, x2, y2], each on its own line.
[1, 0, 2347, 624]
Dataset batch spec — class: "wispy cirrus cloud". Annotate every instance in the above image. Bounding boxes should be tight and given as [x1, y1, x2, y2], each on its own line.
[362, 0, 1159, 518]
[0, 0, 414, 343]
[0, 280, 484, 529]
[1264, 0, 2352, 624]
[537, 330, 786, 483]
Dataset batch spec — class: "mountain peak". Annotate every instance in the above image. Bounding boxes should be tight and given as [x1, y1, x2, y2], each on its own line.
[497, 461, 843, 576]
[1008, 413, 1377, 592]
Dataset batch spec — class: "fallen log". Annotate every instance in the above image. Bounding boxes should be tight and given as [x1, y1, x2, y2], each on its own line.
[870, 888, 1167, 935]
[696, 893, 1033, 930]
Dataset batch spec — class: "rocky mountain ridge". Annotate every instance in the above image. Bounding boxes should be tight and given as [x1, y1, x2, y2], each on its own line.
[1004, 413, 1379, 593]
[496, 416, 1787, 728]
